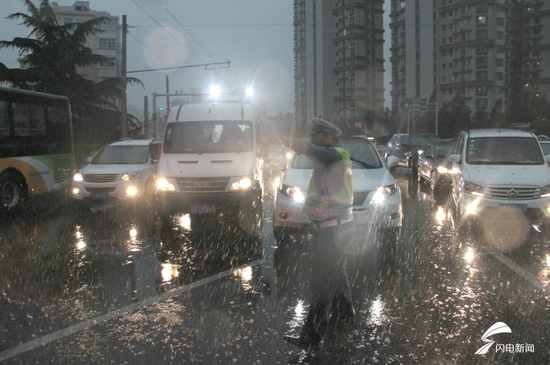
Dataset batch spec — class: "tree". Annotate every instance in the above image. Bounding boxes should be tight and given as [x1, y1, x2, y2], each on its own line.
[0, 0, 143, 142]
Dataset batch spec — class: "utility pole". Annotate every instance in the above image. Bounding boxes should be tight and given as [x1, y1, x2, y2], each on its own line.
[120, 15, 128, 139]
[144, 96, 149, 138]
[166, 75, 170, 115]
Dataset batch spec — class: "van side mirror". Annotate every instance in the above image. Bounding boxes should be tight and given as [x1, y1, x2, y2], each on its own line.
[546, 155, 550, 164]
[86, 156, 93, 164]
[448, 154, 461, 163]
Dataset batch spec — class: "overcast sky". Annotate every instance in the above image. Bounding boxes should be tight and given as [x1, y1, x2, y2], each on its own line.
[0, 0, 391, 116]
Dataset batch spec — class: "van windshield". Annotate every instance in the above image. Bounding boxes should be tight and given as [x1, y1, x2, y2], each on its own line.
[466, 137, 544, 165]
[163, 121, 254, 154]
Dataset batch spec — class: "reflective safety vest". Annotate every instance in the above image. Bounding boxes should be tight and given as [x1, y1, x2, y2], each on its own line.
[301, 147, 353, 220]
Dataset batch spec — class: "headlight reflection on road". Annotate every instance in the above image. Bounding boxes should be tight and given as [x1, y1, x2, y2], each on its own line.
[273, 177, 281, 193]
[180, 214, 191, 230]
[161, 263, 179, 282]
[464, 249, 475, 263]
[75, 226, 86, 251]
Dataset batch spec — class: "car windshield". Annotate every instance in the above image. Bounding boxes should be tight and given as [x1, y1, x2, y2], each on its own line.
[541, 143, 550, 155]
[163, 121, 253, 154]
[91, 145, 149, 165]
[291, 139, 382, 169]
[467, 137, 544, 165]
[434, 143, 454, 157]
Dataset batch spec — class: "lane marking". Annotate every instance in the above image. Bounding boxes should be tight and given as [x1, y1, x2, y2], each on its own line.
[483, 246, 547, 292]
[0, 260, 262, 362]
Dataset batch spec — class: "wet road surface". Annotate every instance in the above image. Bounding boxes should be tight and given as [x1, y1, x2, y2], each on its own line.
[0, 164, 549, 364]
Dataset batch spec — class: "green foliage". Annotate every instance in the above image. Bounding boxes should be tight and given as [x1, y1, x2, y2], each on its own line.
[0, 0, 143, 143]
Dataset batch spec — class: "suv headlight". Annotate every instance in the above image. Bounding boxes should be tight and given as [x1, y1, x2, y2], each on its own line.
[540, 185, 550, 198]
[372, 183, 398, 204]
[280, 184, 305, 203]
[437, 166, 449, 174]
[121, 171, 140, 181]
[464, 181, 484, 196]
[73, 172, 83, 182]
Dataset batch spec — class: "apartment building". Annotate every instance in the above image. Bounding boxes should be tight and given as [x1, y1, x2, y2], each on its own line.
[293, 0, 385, 126]
[390, 0, 550, 120]
[51, 1, 121, 84]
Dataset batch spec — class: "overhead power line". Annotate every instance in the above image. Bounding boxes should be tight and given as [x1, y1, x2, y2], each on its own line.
[127, 61, 231, 74]
[129, 0, 205, 63]
[156, 0, 224, 63]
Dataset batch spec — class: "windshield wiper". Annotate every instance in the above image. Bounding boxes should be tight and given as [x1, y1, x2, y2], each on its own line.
[350, 157, 377, 169]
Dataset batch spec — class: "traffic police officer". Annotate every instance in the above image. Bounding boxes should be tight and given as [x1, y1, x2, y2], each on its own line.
[265, 117, 355, 347]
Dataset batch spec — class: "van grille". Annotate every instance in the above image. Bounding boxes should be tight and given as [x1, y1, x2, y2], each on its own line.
[84, 174, 119, 183]
[485, 185, 540, 200]
[176, 177, 230, 193]
[53, 157, 72, 184]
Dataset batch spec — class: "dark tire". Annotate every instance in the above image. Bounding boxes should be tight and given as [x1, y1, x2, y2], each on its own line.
[429, 171, 437, 191]
[1, 173, 25, 210]
[411, 162, 418, 176]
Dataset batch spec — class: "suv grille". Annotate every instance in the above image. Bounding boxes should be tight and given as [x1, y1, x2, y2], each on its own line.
[353, 191, 370, 207]
[485, 185, 540, 200]
[84, 174, 119, 183]
[176, 177, 230, 193]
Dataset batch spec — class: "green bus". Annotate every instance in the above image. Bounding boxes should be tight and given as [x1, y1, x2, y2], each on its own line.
[0, 86, 74, 210]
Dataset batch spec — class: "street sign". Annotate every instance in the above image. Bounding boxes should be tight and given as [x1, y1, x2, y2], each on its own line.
[404, 97, 427, 114]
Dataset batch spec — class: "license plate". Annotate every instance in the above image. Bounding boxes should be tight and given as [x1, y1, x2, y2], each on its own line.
[90, 192, 109, 199]
[499, 204, 527, 213]
[191, 205, 216, 214]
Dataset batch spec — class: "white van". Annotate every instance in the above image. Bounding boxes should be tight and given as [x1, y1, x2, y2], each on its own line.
[156, 102, 267, 233]
[449, 129, 550, 226]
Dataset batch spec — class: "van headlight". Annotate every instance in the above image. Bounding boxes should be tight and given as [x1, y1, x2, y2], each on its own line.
[73, 172, 83, 182]
[372, 183, 397, 204]
[121, 171, 140, 181]
[157, 178, 175, 191]
[230, 177, 252, 190]
[540, 185, 550, 198]
[464, 181, 484, 196]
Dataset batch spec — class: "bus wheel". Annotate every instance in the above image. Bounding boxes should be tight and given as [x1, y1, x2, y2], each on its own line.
[1, 174, 24, 209]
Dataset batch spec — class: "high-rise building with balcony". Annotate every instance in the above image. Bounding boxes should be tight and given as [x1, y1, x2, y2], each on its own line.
[390, 0, 550, 125]
[293, 0, 385, 128]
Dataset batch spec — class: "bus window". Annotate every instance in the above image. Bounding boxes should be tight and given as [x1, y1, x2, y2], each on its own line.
[30, 104, 46, 136]
[0, 101, 8, 136]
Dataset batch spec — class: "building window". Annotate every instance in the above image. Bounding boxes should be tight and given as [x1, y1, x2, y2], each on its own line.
[99, 38, 117, 49]
[101, 58, 116, 68]
[476, 16, 487, 25]
[476, 57, 488, 67]
[475, 98, 488, 109]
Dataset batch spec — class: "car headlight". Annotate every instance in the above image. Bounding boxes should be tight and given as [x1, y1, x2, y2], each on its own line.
[437, 166, 449, 174]
[73, 172, 83, 182]
[280, 184, 305, 203]
[464, 181, 484, 196]
[540, 184, 550, 198]
[157, 178, 175, 191]
[121, 171, 140, 181]
[372, 183, 398, 204]
[230, 177, 252, 190]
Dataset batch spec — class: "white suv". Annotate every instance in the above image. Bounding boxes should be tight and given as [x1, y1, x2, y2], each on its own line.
[72, 140, 160, 205]
[449, 129, 550, 226]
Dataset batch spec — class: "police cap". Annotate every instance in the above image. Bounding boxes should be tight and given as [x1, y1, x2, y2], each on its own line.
[311, 118, 342, 137]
